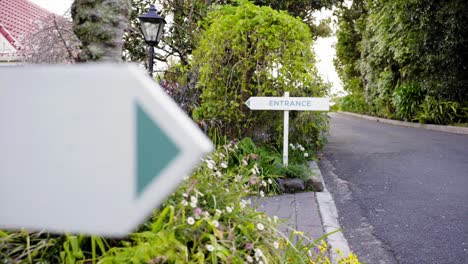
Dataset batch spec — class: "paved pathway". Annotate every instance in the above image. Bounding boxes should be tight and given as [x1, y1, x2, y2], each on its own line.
[255, 192, 324, 242]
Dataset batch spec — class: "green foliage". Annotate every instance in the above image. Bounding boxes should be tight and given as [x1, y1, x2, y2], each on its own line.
[417, 96, 468, 125]
[125, 0, 342, 67]
[97, 142, 356, 263]
[340, 94, 368, 114]
[335, 0, 468, 124]
[274, 164, 311, 181]
[192, 1, 328, 150]
[392, 83, 425, 121]
[0, 141, 360, 263]
[290, 112, 329, 152]
[0, 230, 62, 263]
[233, 138, 314, 186]
[333, 0, 366, 94]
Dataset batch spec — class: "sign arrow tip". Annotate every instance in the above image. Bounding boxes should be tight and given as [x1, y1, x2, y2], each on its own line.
[136, 103, 180, 196]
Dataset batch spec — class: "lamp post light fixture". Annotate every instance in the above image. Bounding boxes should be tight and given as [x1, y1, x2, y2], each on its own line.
[138, 5, 166, 76]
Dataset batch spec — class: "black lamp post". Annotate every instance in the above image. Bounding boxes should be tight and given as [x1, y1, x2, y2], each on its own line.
[138, 5, 166, 76]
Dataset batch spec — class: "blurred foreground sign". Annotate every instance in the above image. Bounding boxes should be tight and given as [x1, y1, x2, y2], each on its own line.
[0, 64, 213, 237]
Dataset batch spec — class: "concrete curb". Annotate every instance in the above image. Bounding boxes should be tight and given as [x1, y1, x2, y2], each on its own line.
[338, 111, 468, 135]
[310, 161, 351, 263]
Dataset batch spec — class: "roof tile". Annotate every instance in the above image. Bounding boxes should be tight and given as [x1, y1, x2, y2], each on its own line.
[0, 0, 53, 45]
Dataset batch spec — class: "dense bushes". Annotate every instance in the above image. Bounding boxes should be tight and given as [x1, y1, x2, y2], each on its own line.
[191, 1, 329, 151]
[334, 0, 468, 125]
[340, 94, 368, 114]
[392, 83, 425, 121]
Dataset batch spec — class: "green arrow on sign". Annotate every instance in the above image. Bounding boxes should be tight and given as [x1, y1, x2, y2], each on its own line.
[136, 103, 180, 196]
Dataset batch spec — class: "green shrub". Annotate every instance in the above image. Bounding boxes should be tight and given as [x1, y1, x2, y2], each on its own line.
[290, 112, 329, 153]
[392, 83, 425, 121]
[417, 96, 467, 125]
[340, 94, 368, 114]
[192, 1, 328, 145]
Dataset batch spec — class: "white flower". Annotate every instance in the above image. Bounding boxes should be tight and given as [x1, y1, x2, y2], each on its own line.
[220, 161, 228, 168]
[254, 248, 264, 259]
[212, 220, 219, 228]
[190, 201, 197, 208]
[182, 193, 188, 198]
[304, 152, 309, 157]
[256, 223, 264, 230]
[215, 171, 222, 177]
[290, 144, 296, 150]
[242, 159, 248, 166]
[254, 164, 260, 174]
[204, 211, 211, 217]
[181, 200, 188, 206]
[273, 241, 280, 249]
[187, 217, 195, 225]
[259, 261, 264, 264]
[273, 216, 278, 223]
[246, 255, 253, 263]
[268, 178, 273, 184]
[205, 159, 216, 170]
[251, 168, 257, 175]
[190, 196, 198, 203]
[206, 244, 214, 252]
[239, 201, 246, 209]
[260, 190, 265, 197]
[226, 206, 233, 213]
[215, 209, 222, 216]
[261, 180, 267, 187]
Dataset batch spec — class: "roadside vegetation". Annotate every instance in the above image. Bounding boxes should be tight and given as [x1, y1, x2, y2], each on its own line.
[1, 140, 360, 263]
[333, 0, 468, 126]
[1, 1, 363, 263]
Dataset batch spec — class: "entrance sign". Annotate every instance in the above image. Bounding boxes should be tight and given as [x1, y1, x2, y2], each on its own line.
[0, 64, 213, 237]
[245, 96, 329, 111]
[246, 92, 329, 166]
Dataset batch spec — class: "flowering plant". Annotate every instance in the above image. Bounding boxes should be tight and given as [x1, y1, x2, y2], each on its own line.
[0, 140, 360, 263]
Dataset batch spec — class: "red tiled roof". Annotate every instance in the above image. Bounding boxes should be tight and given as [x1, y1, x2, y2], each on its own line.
[0, 0, 52, 46]
[0, 23, 17, 48]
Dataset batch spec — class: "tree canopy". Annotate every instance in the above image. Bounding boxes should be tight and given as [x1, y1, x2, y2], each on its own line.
[334, 0, 468, 124]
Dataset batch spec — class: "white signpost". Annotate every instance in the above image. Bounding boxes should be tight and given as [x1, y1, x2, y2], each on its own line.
[0, 64, 213, 237]
[245, 92, 329, 166]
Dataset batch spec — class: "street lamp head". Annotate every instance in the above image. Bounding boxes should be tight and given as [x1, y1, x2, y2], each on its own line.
[138, 5, 166, 46]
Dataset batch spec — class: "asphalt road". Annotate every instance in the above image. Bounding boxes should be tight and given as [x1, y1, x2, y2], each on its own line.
[319, 113, 468, 264]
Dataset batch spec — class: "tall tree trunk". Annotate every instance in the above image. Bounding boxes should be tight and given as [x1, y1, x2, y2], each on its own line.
[71, 0, 131, 62]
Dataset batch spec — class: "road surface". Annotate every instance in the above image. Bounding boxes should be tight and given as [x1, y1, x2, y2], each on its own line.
[319, 113, 468, 264]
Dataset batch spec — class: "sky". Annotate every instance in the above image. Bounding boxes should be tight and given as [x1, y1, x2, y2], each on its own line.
[30, 0, 343, 94]
[31, 0, 72, 15]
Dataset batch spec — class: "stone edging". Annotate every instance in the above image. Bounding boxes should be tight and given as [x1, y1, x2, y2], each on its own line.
[338, 111, 468, 135]
[275, 163, 324, 193]
[311, 160, 352, 263]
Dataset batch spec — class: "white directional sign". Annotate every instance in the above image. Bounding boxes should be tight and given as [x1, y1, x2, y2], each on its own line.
[0, 63, 213, 237]
[245, 96, 329, 111]
[246, 93, 329, 166]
